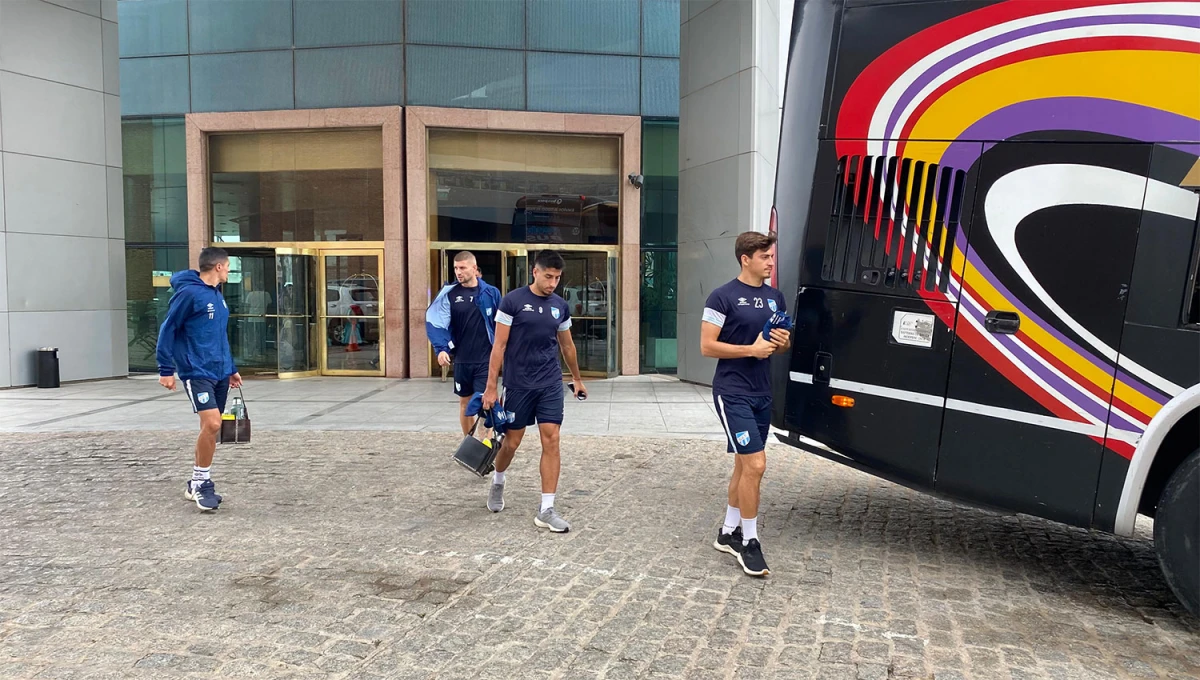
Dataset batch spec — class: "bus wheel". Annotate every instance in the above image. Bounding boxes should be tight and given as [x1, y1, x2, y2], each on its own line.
[1154, 448, 1200, 616]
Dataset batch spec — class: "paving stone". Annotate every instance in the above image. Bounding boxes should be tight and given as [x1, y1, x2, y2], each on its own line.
[0, 430, 1194, 680]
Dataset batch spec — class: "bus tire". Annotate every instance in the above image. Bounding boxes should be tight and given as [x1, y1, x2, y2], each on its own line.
[1154, 448, 1200, 616]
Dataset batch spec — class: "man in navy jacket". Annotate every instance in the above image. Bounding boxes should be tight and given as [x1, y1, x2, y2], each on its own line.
[425, 251, 502, 434]
[156, 247, 243, 512]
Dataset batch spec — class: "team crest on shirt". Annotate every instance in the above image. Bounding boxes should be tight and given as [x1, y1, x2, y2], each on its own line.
[198, 393, 210, 405]
[551, 307, 560, 319]
[767, 299, 777, 312]
[736, 431, 750, 447]
[486, 308, 492, 315]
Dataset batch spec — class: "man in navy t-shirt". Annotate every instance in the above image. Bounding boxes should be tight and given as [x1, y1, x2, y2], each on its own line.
[701, 231, 791, 577]
[425, 251, 502, 434]
[482, 250, 586, 533]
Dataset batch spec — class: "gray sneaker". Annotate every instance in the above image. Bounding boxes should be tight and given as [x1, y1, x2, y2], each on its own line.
[534, 506, 571, 533]
[486, 483, 505, 512]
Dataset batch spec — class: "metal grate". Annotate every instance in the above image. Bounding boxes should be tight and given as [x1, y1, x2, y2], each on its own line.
[822, 155, 966, 293]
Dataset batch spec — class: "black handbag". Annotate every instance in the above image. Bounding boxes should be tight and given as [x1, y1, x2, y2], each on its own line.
[452, 413, 500, 477]
[219, 387, 252, 444]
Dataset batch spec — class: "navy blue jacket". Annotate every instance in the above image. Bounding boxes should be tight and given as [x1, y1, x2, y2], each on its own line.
[155, 270, 238, 381]
[425, 278, 502, 357]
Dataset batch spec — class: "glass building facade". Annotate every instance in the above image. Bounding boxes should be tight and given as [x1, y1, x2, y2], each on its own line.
[118, 0, 679, 117]
[119, 0, 679, 378]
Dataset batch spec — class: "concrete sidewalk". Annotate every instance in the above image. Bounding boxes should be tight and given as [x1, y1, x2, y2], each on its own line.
[0, 375, 737, 440]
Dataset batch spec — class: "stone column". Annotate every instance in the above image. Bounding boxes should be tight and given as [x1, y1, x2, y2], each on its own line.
[677, 0, 782, 385]
[0, 0, 126, 386]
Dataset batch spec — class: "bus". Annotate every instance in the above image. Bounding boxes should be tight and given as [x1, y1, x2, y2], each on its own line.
[770, 0, 1200, 614]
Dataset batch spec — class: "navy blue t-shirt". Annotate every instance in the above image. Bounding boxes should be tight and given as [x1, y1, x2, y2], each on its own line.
[449, 283, 491, 364]
[704, 279, 787, 396]
[496, 286, 572, 389]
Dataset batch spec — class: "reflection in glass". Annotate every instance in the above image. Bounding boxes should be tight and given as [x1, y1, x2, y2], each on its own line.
[527, 52, 639, 115]
[527, 0, 639, 54]
[406, 45, 524, 110]
[210, 130, 384, 243]
[640, 120, 679, 374]
[407, 0, 525, 50]
[324, 254, 383, 374]
[225, 252, 278, 373]
[126, 246, 190, 372]
[556, 252, 611, 375]
[123, 118, 188, 244]
[428, 130, 620, 244]
[506, 252, 529, 293]
[294, 46, 403, 109]
[277, 253, 319, 374]
[326, 318, 382, 372]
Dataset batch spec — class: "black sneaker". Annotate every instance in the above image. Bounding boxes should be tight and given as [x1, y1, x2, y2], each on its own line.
[713, 527, 744, 556]
[737, 539, 770, 577]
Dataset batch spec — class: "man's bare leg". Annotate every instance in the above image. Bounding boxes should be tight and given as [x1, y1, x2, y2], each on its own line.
[736, 451, 766, 525]
[533, 422, 570, 532]
[728, 457, 743, 510]
[735, 450, 769, 575]
[538, 423, 561, 494]
[459, 396, 473, 435]
[185, 410, 223, 511]
[714, 455, 747, 555]
[196, 410, 220, 469]
[494, 427, 524, 473]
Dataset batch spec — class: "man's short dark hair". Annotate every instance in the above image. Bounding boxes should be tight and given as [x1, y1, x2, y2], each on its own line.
[198, 247, 229, 272]
[453, 250, 475, 263]
[735, 231, 778, 265]
[533, 250, 565, 271]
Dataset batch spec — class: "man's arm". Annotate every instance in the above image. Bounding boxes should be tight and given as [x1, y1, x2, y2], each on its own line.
[155, 289, 190, 388]
[424, 285, 454, 358]
[558, 329, 583, 385]
[701, 322, 775, 360]
[482, 322, 510, 409]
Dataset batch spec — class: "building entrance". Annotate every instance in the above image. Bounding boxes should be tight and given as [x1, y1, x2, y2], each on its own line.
[224, 247, 385, 378]
[430, 244, 617, 377]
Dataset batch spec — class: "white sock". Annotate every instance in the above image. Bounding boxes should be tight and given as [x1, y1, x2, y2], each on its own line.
[721, 505, 741, 534]
[192, 466, 211, 483]
[741, 517, 758, 545]
[540, 493, 555, 512]
[493, 470, 505, 485]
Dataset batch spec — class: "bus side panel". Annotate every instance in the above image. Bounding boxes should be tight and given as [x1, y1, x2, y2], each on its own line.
[936, 141, 1152, 529]
[785, 287, 955, 486]
[1095, 145, 1200, 529]
[771, 0, 843, 425]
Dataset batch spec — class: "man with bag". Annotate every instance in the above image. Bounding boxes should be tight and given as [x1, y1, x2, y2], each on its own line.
[482, 250, 587, 532]
[701, 231, 791, 576]
[426, 251, 503, 435]
[156, 247, 243, 512]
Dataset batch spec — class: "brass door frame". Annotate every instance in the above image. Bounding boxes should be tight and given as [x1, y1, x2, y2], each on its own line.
[219, 244, 387, 379]
[320, 248, 386, 377]
[274, 247, 321, 380]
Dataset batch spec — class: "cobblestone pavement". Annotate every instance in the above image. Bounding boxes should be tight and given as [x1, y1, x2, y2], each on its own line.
[0, 431, 1196, 680]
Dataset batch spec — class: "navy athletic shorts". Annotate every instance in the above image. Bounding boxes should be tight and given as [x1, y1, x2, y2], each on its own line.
[504, 382, 565, 428]
[453, 361, 490, 398]
[184, 377, 230, 414]
[714, 393, 772, 454]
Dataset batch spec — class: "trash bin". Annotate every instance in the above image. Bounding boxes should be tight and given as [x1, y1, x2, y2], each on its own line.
[37, 347, 59, 389]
